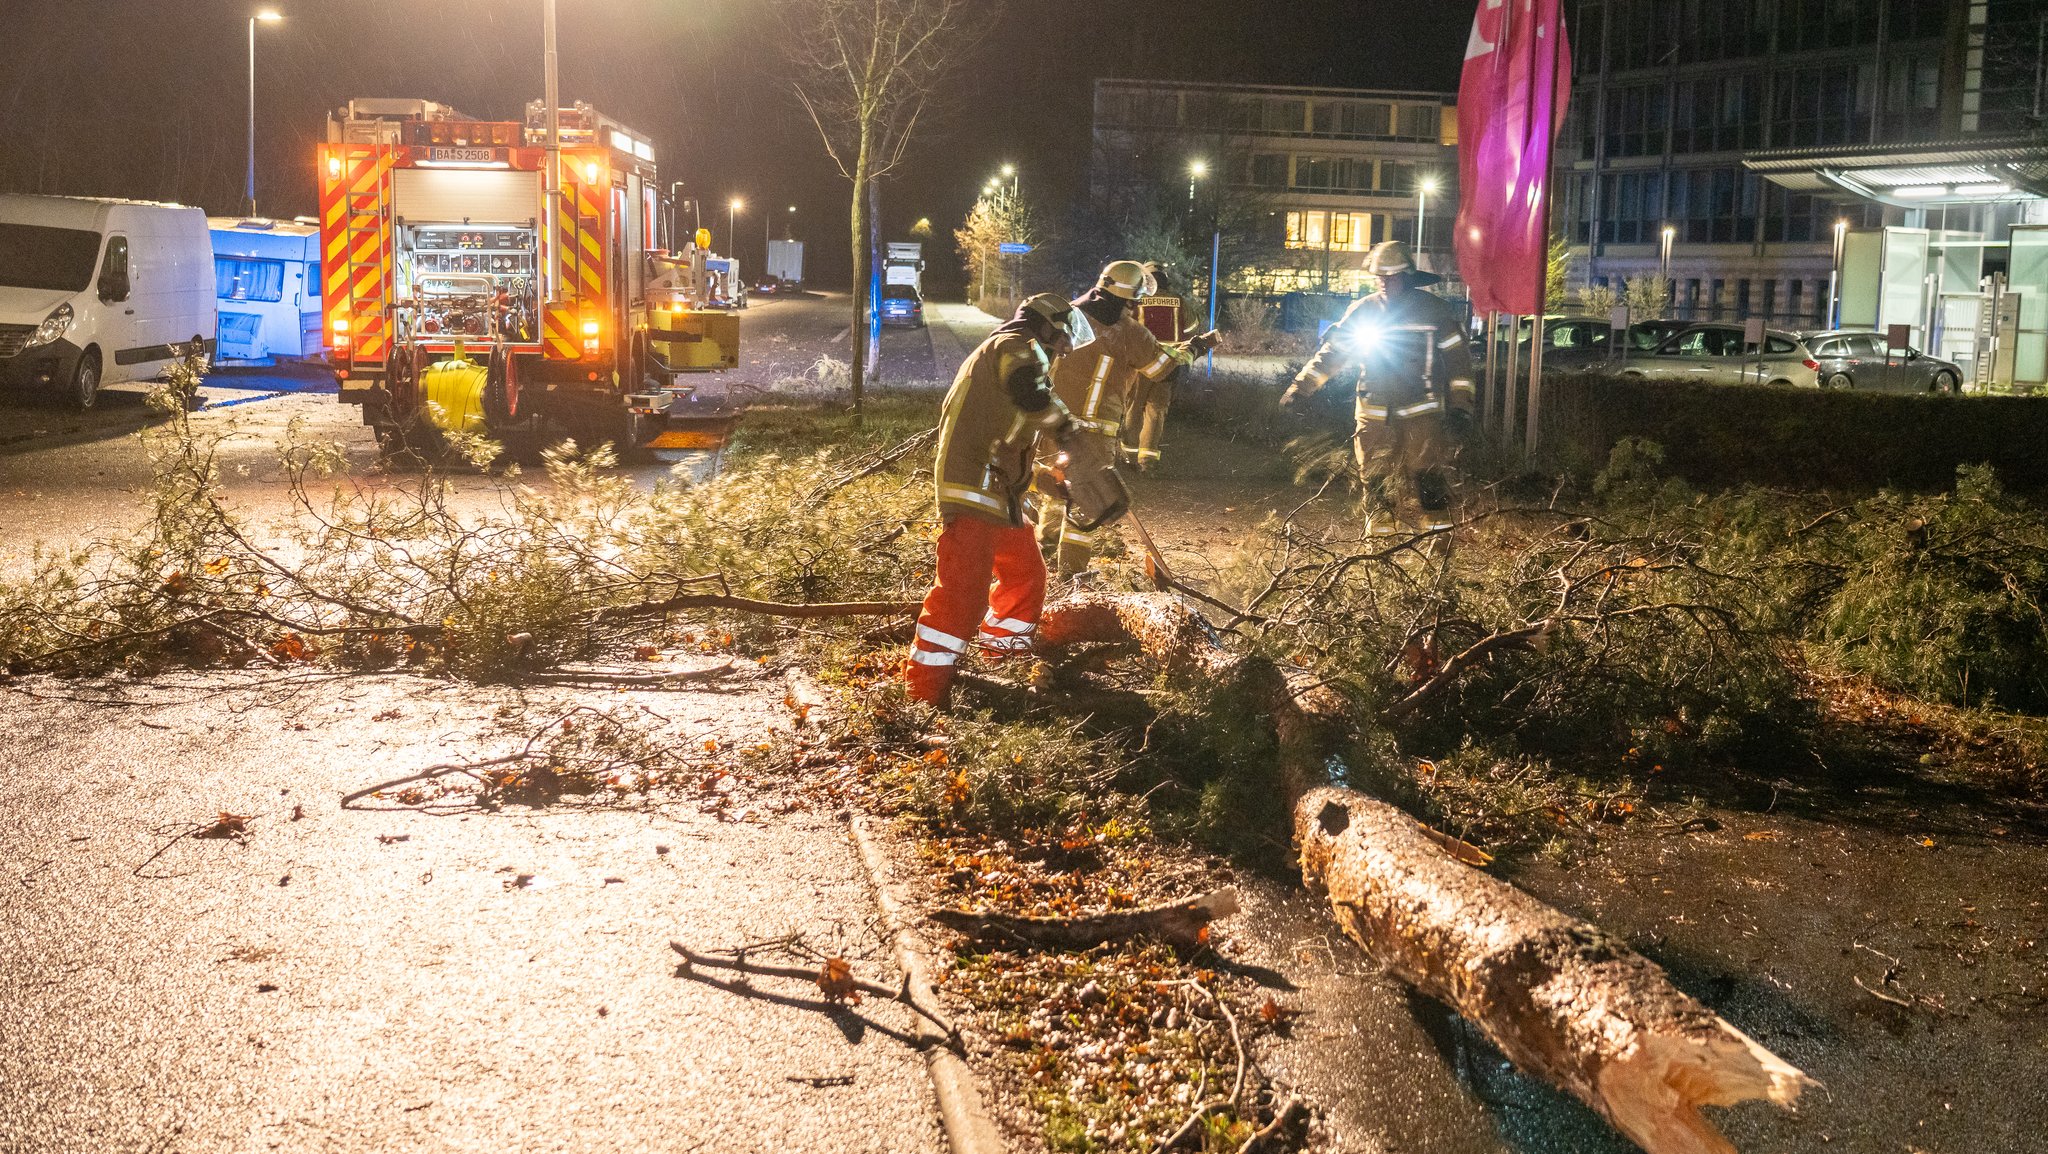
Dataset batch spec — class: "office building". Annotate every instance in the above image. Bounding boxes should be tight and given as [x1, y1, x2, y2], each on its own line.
[1558, 0, 2048, 381]
[1089, 78, 1459, 298]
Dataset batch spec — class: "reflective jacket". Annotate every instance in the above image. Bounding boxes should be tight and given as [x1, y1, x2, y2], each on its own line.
[935, 328, 1068, 525]
[1051, 302, 1186, 441]
[1296, 288, 1475, 422]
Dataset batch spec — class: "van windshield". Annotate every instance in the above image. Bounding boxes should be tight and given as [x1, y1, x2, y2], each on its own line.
[0, 224, 103, 292]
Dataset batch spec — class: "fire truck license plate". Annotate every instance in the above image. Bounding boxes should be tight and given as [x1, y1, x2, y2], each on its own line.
[429, 147, 499, 164]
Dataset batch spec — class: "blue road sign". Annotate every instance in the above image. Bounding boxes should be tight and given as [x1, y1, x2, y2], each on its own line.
[997, 242, 1033, 255]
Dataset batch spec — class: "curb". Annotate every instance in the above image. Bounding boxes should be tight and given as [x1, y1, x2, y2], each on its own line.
[847, 811, 1007, 1154]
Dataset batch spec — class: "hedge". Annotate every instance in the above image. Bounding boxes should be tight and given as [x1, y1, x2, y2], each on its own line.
[1534, 375, 2048, 493]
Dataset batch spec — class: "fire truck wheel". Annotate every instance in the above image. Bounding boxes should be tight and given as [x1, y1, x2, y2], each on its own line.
[483, 346, 519, 424]
[372, 414, 445, 468]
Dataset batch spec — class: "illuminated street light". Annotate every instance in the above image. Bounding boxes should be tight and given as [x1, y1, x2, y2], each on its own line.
[728, 198, 743, 257]
[247, 9, 284, 217]
[1187, 158, 1208, 208]
[1416, 175, 1440, 257]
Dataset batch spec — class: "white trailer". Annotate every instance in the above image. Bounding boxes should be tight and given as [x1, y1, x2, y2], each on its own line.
[884, 241, 923, 292]
[208, 217, 323, 362]
[765, 239, 804, 287]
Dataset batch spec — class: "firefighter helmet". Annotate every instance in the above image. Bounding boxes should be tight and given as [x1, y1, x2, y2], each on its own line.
[1365, 240, 1442, 286]
[1098, 260, 1157, 300]
[1021, 292, 1077, 338]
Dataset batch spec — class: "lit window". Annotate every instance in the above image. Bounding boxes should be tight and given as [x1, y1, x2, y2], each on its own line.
[1285, 211, 1329, 249]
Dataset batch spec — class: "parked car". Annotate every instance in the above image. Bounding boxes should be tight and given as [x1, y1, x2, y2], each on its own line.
[0, 194, 216, 409]
[1804, 329, 1963, 393]
[1483, 314, 1614, 372]
[880, 282, 925, 328]
[1610, 323, 1820, 388]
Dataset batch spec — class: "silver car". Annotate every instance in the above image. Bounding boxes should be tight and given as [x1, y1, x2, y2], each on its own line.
[1612, 323, 1820, 388]
[1805, 330, 1963, 394]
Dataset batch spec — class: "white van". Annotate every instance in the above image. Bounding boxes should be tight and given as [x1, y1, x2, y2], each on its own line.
[207, 217, 322, 363]
[0, 195, 216, 408]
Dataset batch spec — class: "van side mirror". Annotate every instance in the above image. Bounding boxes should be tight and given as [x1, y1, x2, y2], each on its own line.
[98, 236, 130, 303]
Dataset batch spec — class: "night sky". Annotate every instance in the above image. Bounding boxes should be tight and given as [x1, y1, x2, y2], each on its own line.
[0, 0, 1471, 286]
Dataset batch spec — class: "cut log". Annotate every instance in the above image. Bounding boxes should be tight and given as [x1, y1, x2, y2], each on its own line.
[1297, 787, 1814, 1154]
[1038, 592, 1349, 803]
[930, 888, 1240, 951]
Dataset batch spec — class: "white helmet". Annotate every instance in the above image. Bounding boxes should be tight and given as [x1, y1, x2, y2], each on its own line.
[1099, 260, 1156, 300]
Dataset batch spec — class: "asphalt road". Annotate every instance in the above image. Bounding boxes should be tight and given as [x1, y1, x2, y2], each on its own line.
[0, 672, 946, 1154]
[0, 292, 987, 571]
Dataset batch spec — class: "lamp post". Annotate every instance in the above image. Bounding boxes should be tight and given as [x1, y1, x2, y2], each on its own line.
[1416, 176, 1438, 261]
[1659, 225, 1676, 315]
[246, 9, 283, 217]
[1189, 160, 1220, 376]
[1001, 163, 1018, 204]
[1829, 218, 1848, 329]
[542, 0, 560, 301]
[728, 198, 743, 258]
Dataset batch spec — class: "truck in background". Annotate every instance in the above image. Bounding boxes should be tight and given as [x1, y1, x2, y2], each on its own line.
[208, 216, 322, 363]
[316, 97, 740, 454]
[883, 241, 923, 294]
[764, 239, 804, 291]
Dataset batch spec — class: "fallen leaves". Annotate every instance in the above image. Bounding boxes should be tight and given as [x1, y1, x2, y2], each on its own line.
[268, 633, 314, 663]
[816, 957, 863, 1005]
[195, 812, 253, 840]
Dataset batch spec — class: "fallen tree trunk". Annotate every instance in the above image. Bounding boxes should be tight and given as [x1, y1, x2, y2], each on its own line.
[1038, 592, 1349, 803]
[931, 888, 1239, 951]
[1297, 786, 1814, 1154]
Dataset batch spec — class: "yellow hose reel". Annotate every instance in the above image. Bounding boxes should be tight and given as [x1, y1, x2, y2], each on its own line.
[420, 346, 490, 434]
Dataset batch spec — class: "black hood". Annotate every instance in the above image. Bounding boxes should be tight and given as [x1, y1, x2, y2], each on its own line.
[1075, 287, 1128, 328]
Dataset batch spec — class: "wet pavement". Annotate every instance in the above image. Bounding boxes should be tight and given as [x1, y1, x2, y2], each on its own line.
[1125, 424, 2048, 1154]
[0, 671, 946, 1154]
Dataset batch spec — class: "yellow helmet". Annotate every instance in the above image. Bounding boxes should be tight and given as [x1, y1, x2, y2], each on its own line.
[1098, 260, 1155, 300]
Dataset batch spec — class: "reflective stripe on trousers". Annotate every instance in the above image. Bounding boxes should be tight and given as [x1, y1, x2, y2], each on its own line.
[904, 514, 1046, 705]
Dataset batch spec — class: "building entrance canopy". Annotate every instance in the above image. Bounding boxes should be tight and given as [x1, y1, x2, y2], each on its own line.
[1744, 133, 2048, 208]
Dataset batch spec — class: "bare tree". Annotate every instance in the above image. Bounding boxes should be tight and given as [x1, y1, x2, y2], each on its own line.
[779, 0, 986, 420]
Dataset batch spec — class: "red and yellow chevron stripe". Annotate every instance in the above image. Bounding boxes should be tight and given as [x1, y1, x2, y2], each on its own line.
[317, 144, 396, 364]
[547, 153, 608, 361]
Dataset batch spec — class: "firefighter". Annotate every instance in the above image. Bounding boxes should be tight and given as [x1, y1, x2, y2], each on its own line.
[904, 293, 1079, 709]
[1035, 261, 1198, 575]
[1279, 240, 1474, 530]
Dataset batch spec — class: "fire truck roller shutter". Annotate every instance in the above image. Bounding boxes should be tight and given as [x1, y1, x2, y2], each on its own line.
[392, 169, 542, 227]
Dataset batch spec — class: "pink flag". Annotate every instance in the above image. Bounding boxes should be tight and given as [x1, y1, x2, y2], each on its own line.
[1454, 0, 1572, 317]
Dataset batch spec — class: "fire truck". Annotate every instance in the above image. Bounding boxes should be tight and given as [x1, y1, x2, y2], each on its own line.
[317, 98, 738, 453]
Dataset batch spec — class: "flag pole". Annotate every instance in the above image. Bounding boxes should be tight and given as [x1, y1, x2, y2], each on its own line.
[1524, 2, 1563, 460]
[1483, 309, 1499, 438]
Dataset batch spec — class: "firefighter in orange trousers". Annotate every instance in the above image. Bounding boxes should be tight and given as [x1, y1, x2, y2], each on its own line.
[904, 294, 1079, 708]
[1036, 260, 1202, 576]
[1281, 240, 1474, 530]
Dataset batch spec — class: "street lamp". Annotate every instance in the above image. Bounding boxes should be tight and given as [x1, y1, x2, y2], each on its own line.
[1416, 176, 1439, 261]
[767, 204, 794, 253]
[1829, 218, 1848, 328]
[728, 198, 743, 257]
[246, 9, 283, 217]
[1659, 225, 1676, 314]
[1187, 160, 1220, 376]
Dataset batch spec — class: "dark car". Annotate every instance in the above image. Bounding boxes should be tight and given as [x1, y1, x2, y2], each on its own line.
[1804, 329, 1963, 393]
[880, 283, 925, 328]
